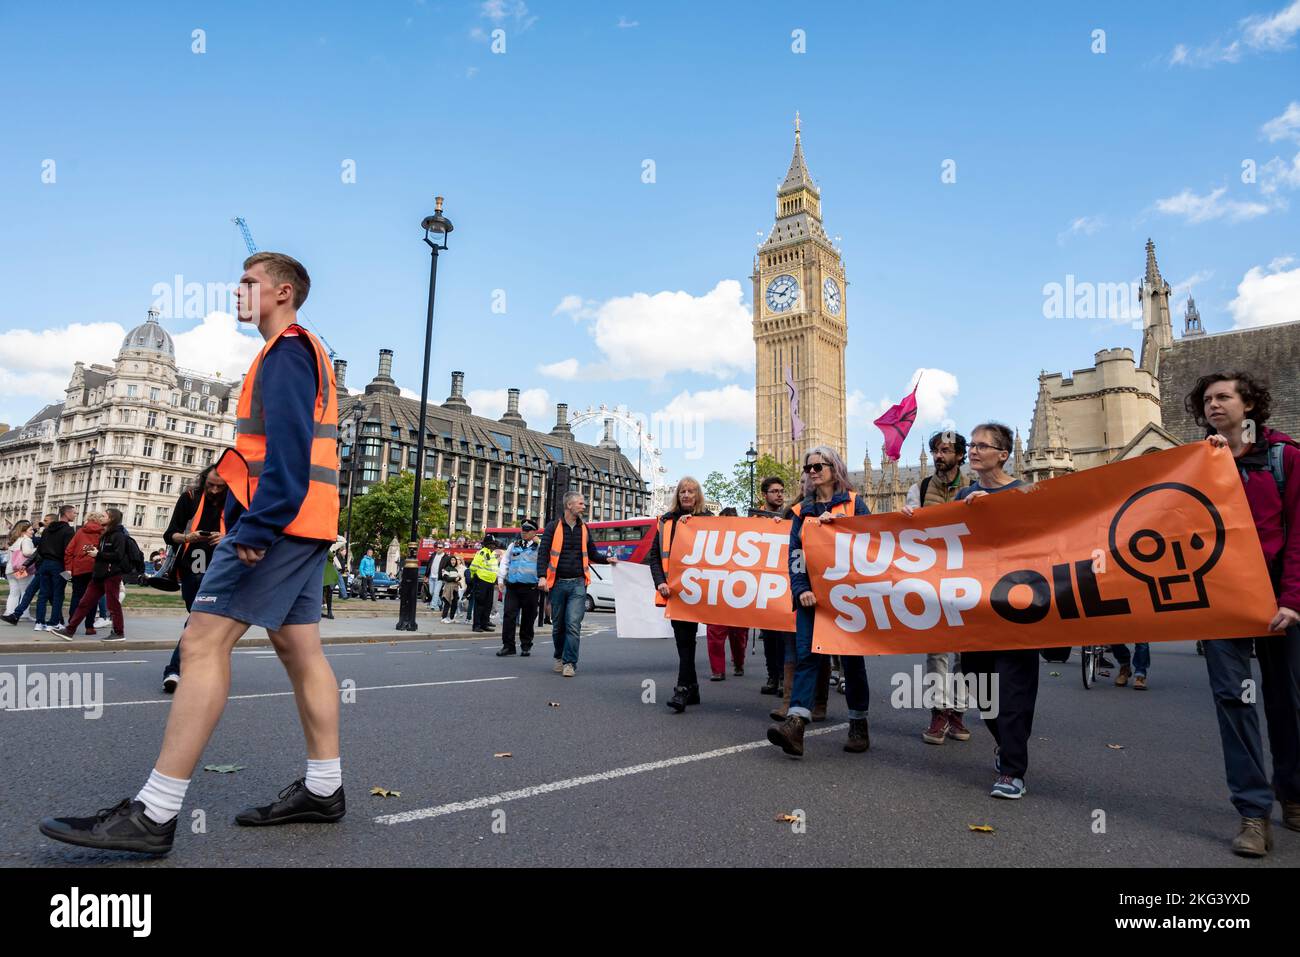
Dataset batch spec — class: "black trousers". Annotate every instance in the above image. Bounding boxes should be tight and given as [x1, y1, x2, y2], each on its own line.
[501, 582, 539, 651]
[960, 648, 1040, 779]
[761, 630, 789, 682]
[672, 619, 699, 688]
[471, 577, 494, 630]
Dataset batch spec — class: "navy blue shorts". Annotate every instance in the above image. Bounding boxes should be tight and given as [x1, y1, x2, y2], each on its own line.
[191, 535, 329, 631]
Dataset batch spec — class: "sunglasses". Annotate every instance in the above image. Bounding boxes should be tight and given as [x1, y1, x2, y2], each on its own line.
[802, 462, 827, 474]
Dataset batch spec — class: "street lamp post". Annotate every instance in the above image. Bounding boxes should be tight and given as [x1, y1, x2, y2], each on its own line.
[397, 196, 454, 631]
[446, 476, 457, 537]
[342, 407, 365, 582]
[82, 447, 98, 519]
[745, 442, 758, 512]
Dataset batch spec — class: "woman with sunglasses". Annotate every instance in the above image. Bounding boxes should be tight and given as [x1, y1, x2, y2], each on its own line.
[767, 445, 872, 757]
[954, 421, 1037, 800]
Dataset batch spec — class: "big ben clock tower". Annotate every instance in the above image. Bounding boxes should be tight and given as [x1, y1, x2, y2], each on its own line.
[752, 113, 848, 466]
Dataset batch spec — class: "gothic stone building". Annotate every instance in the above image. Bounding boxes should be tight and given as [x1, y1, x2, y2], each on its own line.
[337, 351, 649, 537]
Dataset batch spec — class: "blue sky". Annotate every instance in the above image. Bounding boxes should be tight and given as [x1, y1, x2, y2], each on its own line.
[2, 0, 1297, 488]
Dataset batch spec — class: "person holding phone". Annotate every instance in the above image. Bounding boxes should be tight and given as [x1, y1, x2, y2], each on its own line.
[157, 466, 229, 692]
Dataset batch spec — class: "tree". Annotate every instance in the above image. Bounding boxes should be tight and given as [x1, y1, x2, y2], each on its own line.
[343, 471, 447, 566]
[698, 454, 802, 512]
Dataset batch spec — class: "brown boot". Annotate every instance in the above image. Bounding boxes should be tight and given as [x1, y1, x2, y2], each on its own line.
[1231, 817, 1272, 857]
[811, 657, 831, 722]
[843, 718, 870, 753]
[1283, 801, 1300, 832]
[769, 661, 794, 721]
[767, 714, 806, 756]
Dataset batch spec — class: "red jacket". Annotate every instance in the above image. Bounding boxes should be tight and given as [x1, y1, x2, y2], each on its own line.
[64, 521, 104, 577]
[1234, 428, 1300, 611]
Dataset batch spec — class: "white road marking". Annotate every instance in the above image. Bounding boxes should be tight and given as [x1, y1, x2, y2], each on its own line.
[375, 723, 850, 825]
[3, 676, 517, 712]
[0, 660, 148, 668]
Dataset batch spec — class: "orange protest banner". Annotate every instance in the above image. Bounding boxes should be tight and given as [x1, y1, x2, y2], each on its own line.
[665, 516, 797, 631]
[803, 443, 1276, 655]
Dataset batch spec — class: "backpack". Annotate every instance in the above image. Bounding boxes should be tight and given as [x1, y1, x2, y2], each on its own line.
[123, 533, 146, 575]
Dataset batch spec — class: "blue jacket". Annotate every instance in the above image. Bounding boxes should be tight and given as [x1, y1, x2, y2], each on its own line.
[789, 490, 871, 601]
[225, 334, 318, 551]
[358, 556, 376, 577]
[503, 540, 541, 585]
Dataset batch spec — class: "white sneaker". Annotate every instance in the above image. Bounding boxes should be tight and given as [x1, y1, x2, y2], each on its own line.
[562, 663, 575, 678]
[33, 623, 45, 632]
[94, 617, 112, 629]
[440, 617, 450, 624]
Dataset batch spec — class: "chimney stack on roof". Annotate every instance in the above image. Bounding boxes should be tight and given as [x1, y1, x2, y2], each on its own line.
[333, 358, 347, 392]
[499, 387, 527, 428]
[442, 370, 471, 413]
[550, 402, 572, 437]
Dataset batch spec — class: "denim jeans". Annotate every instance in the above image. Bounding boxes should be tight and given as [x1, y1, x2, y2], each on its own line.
[13, 560, 66, 625]
[1110, 643, 1151, 676]
[1203, 627, 1300, 819]
[788, 605, 868, 720]
[549, 578, 587, 665]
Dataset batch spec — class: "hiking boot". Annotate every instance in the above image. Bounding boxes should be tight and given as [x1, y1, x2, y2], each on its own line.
[1115, 664, 1132, 687]
[1231, 817, 1272, 858]
[769, 661, 794, 722]
[923, 710, 949, 745]
[767, 715, 806, 757]
[843, 718, 870, 753]
[685, 684, 701, 705]
[39, 799, 176, 855]
[235, 779, 345, 827]
[667, 685, 691, 713]
[1133, 674, 1148, 691]
[1282, 801, 1300, 831]
[945, 710, 971, 741]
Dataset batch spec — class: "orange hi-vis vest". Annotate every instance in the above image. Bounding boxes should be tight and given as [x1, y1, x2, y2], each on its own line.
[182, 490, 226, 558]
[654, 513, 681, 607]
[790, 491, 858, 519]
[544, 518, 589, 587]
[216, 323, 339, 541]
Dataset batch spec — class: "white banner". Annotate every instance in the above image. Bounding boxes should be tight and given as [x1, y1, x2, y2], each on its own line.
[613, 563, 703, 638]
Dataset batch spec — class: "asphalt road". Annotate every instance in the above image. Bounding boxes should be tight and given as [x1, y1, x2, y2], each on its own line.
[1, 617, 1295, 868]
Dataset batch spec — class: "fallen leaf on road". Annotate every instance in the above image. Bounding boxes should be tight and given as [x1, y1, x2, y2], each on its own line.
[1049, 671, 1061, 677]
[1107, 743, 1125, 750]
[774, 814, 800, 823]
[968, 824, 995, 833]
[494, 752, 512, 758]
[203, 764, 245, 774]
[370, 786, 402, 798]
[547, 701, 561, 708]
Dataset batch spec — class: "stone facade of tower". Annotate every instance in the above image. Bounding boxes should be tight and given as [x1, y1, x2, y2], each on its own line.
[753, 116, 848, 466]
[1139, 238, 1174, 377]
[1024, 377, 1077, 482]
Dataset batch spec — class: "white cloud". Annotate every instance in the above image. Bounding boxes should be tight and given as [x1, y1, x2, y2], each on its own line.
[537, 357, 579, 380]
[563, 279, 754, 380]
[552, 294, 586, 317]
[1260, 153, 1300, 197]
[1154, 186, 1271, 223]
[654, 385, 753, 426]
[1171, 270, 1214, 306]
[1057, 215, 1105, 245]
[847, 368, 960, 457]
[1230, 259, 1300, 328]
[1169, 0, 1300, 65]
[616, 16, 639, 28]
[1262, 101, 1300, 143]
[171, 312, 263, 381]
[479, 0, 537, 30]
[465, 387, 551, 422]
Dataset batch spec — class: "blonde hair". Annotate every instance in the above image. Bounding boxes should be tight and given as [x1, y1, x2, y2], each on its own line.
[87, 511, 108, 525]
[671, 476, 707, 515]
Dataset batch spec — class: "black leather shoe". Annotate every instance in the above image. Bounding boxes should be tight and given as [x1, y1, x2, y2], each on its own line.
[760, 678, 779, 695]
[686, 684, 701, 705]
[235, 779, 345, 827]
[0, 613, 18, 626]
[496, 648, 516, 656]
[520, 648, 531, 657]
[39, 799, 175, 855]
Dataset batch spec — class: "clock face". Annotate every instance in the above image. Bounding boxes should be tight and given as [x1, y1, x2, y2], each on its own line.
[822, 277, 841, 316]
[765, 274, 800, 313]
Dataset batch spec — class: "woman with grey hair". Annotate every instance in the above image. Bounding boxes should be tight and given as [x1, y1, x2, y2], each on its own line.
[768, 445, 873, 757]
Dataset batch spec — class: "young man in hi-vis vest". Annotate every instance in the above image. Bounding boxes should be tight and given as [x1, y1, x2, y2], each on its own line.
[40, 252, 345, 855]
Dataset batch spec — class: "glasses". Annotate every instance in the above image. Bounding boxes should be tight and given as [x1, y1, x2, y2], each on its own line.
[969, 442, 1006, 453]
[802, 463, 826, 474]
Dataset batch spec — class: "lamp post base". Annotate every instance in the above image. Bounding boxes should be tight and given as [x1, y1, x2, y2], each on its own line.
[395, 544, 421, 631]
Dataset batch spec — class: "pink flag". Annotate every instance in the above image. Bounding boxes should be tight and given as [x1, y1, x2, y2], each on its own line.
[873, 383, 919, 460]
[785, 366, 804, 442]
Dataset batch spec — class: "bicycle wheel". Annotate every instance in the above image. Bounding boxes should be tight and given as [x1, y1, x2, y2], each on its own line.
[1081, 645, 1096, 689]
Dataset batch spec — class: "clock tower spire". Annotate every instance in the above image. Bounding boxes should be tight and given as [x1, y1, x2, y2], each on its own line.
[752, 114, 848, 465]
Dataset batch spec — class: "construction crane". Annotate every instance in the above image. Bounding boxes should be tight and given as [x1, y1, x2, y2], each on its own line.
[231, 216, 339, 359]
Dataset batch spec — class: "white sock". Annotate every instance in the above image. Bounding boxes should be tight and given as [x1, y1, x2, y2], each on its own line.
[135, 768, 190, 825]
[305, 757, 341, 797]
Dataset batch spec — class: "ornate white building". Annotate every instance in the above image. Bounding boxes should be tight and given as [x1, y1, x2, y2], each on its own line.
[0, 311, 237, 555]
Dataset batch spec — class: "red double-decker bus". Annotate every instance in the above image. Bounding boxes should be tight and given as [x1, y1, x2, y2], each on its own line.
[485, 517, 657, 562]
